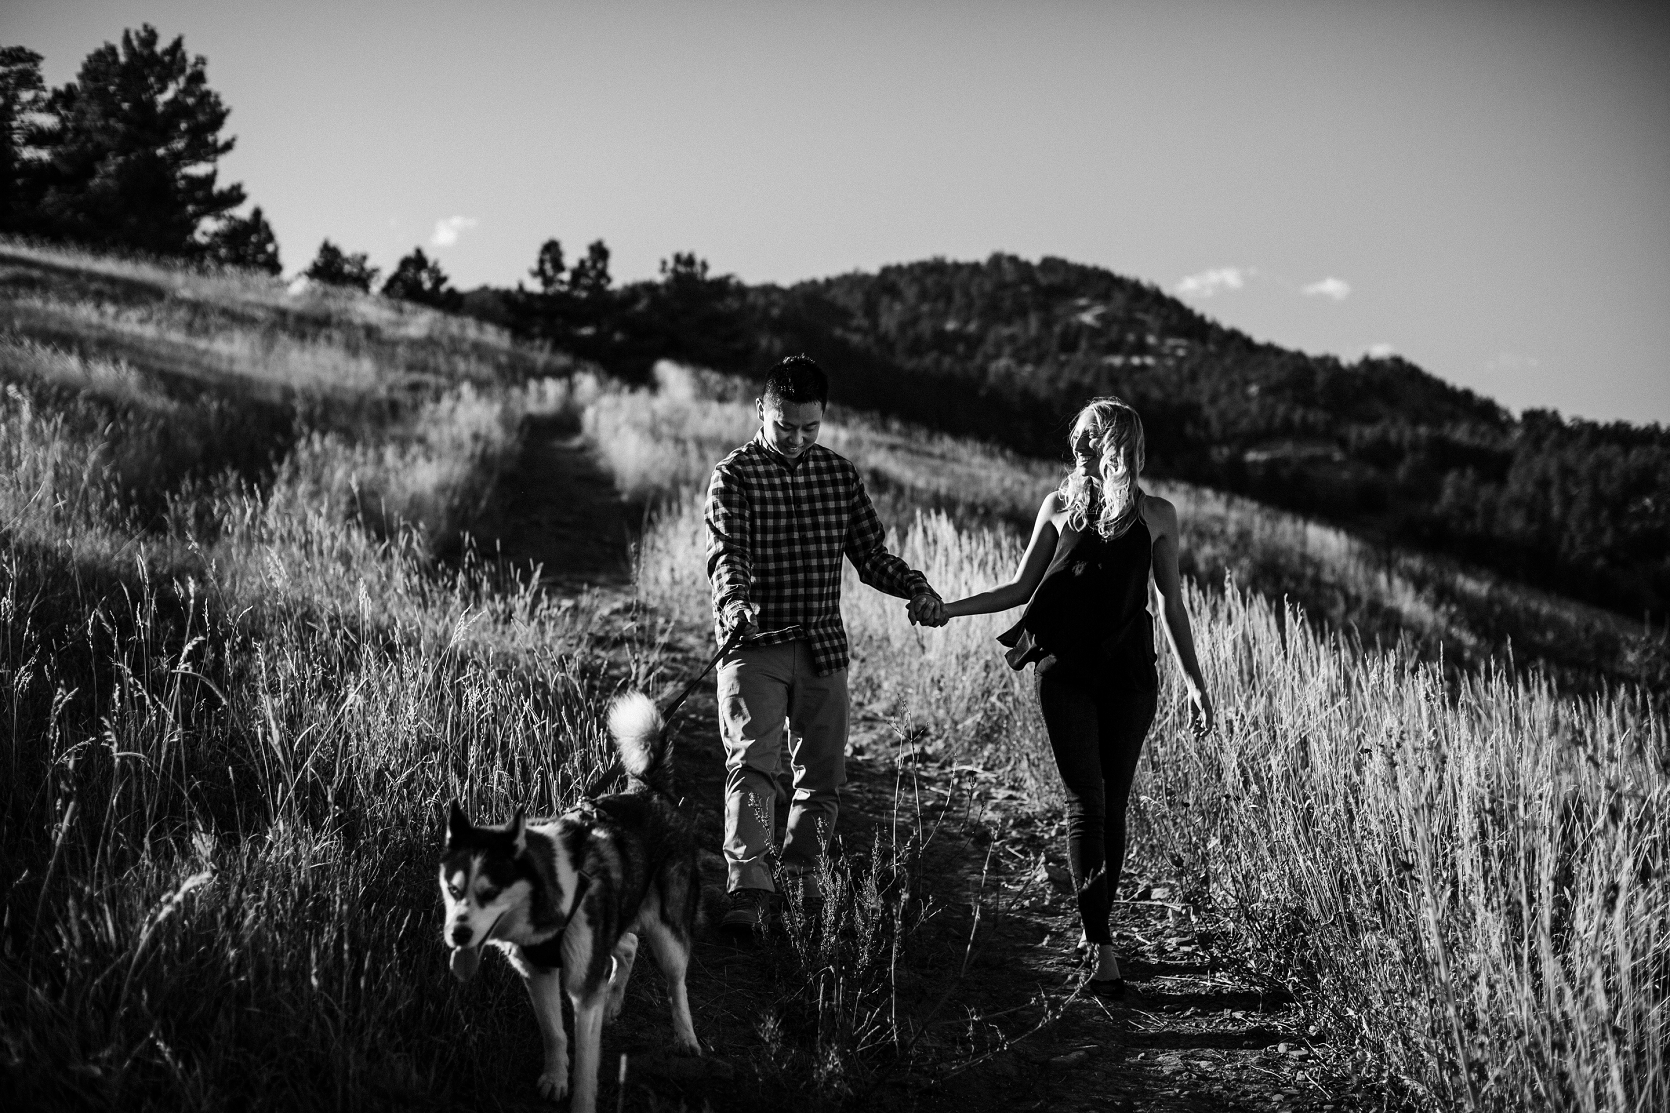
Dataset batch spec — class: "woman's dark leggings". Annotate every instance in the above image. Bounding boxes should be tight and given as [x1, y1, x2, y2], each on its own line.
[1035, 655, 1157, 946]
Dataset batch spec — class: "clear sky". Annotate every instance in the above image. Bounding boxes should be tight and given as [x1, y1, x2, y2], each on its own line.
[10, 1, 1668, 424]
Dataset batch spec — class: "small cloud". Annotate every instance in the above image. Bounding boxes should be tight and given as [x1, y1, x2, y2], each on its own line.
[430, 216, 479, 247]
[1364, 342, 1396, 359]
[1174, 267, 1251, 298]
[1302, 277, 1351, 301]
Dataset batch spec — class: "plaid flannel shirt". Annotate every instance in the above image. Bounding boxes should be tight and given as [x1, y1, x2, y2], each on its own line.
[705, 431, 938, 676]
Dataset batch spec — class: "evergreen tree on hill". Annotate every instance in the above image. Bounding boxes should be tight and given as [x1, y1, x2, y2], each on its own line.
[640, 251, 752, 372]
[530, 238, 566, 293]
[203, 205, 280, 274]
[305, 239, 379, 291]
[27, 26, 249, 256]
[382, 247, 461, 310]
[0, 46, 46, 233]
[508, 236, 631, 371]
[568, 239, 612, 300]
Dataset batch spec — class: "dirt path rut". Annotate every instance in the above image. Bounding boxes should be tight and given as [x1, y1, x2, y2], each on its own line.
[592, 627, 1356, 1113]
[478, 416, 635, 589]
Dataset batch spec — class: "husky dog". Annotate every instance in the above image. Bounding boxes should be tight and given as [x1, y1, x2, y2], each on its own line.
[439, 692, 702, 1112]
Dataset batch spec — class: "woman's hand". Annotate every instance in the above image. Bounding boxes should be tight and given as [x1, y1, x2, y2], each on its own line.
[908, 593, 949, 627]
[1186, 685, 1215, 736]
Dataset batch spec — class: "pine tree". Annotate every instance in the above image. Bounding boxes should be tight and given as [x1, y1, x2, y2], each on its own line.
[204, 205, 280, 274]
[305, 239, 379, 291]
[0, 46, 46, 233]
[382, 247, 460, 310]
[530, 238, 566, 293]
[30, 26, 246, 254]
[568, 239, 612, 299]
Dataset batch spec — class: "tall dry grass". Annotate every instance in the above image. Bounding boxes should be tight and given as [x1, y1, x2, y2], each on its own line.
[583, 362, 1056, 533]
[599, 367, 1665, 690]
[615, 374, 1667, 1109]
[0, 370, 653, 1111]
[282, 382, 528, 555]
[0, 237, 554, 364]
[634, 483, 1670, 1111]
[1, 245, 587, 559]
[1, 245, 651, 1110]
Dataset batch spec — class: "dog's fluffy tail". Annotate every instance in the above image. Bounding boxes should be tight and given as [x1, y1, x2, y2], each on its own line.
[608, 690, 670, 792]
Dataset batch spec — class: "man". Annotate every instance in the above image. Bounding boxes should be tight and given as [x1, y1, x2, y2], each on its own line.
[705, 354, 945, 933]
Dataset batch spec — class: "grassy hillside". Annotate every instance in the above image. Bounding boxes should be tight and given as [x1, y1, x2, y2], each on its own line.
[606, 372, 1668, 1113]
[0, 243, 642, 1109]
[0, 240, 575, 548]
[590, 365, 1667, 695]
[4, 243, 1664, 1113]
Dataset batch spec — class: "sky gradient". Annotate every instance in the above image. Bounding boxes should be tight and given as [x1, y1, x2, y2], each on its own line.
[10, 0, 1668, 424]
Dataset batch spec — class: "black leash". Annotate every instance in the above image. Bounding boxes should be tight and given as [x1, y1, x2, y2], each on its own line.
[656, 623, 746, 745]
[581, 622, 803, 798]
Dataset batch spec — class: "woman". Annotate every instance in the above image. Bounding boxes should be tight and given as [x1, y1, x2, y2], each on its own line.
[941, 397, 1213, 996]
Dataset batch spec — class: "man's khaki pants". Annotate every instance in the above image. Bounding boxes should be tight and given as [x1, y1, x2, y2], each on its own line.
[718, 639, 848, 893]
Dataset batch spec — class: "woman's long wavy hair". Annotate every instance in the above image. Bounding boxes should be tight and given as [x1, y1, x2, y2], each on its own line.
[1058, 397, 1146, 539]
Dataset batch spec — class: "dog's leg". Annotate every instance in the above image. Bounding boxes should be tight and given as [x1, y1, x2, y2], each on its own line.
[604, 932, 639, 1023]
[524, 966, 570, 1101]
[643, 924, 701, 1056]
[566, 993, 608, 1113]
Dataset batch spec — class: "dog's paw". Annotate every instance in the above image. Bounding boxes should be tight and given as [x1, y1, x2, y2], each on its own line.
[536, 1070, 569, 1102]
[671, 1032, 702, 1058]
[604, 997, 625, 1024]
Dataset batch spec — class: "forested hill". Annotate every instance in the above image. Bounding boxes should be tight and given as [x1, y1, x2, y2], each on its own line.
[735, 255, 1667, 624]
[748, 254, 1505, 463]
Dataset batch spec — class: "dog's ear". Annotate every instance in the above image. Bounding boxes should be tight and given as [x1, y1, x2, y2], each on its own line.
[446, 799, 470, 849]
[509, 806, 527, 855]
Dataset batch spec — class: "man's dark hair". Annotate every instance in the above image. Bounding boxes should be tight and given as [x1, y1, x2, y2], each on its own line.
[762, 355, 829, 409]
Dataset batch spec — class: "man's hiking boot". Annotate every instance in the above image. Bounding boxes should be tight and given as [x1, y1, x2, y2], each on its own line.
[781, 873, 824, 929]
[720, 888, 770, 940]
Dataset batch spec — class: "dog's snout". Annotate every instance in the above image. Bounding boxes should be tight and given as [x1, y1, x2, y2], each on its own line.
[451, 926, 473, 947]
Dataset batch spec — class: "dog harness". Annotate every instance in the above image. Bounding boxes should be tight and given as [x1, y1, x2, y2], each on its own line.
[518, 870, 593, 969]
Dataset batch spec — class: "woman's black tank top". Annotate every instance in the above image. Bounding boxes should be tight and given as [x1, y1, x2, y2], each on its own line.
[996, 509, 1157, 691]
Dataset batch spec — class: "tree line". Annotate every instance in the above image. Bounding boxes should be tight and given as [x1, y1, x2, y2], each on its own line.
[738, 257, 1669, 625]
[0, 28, 526, 311]
[5, 30, 1663, 625]
[474, 248, 1669, 626]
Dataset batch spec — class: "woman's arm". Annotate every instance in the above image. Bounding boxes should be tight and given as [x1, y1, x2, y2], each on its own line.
[1147, 496, 1215, 733]
[942, 492, 1061, 619]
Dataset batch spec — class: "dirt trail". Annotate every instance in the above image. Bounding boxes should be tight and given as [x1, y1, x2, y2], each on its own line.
[599, 629, 1350, 1113]
[477, 416, 636, 589]
[481, 431, 1360, 1111]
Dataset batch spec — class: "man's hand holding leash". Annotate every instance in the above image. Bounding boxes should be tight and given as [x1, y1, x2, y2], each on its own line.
[723, 599, 760, 639]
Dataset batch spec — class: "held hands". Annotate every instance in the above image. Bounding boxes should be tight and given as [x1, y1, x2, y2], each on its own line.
[907, 593, 949, 628]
